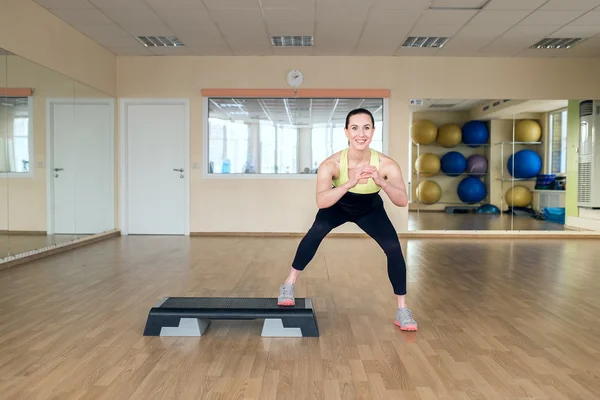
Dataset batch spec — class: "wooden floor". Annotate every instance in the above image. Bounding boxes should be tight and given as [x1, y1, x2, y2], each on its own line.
[0, 233, 83, 259]
[0, 235, 599, 399]
[408, 212, 566, 231]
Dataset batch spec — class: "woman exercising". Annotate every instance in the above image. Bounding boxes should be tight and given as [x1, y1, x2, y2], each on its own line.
[278, 108, 417, 331]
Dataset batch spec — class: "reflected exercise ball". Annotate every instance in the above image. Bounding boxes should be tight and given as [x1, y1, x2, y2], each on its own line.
[507, 149, 542, 178]
[505, 185, 533, 207]
[441, 151, 467, 176]
[462, 120, 489, 147]
[466, 154, 488, 175]
[416, 180, 442, 204]
[515, 119, 542, 142]
[411, 119, 437, 145]
[457, 176, 487, 204]
[437, 123, 462, 147]
[415, 153, 441, 176]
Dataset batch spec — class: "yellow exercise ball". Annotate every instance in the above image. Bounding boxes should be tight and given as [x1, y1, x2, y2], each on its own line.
[515, 120, 542, 142]
[416, 180, 442, 204]
[436, 123, 462, 147]
[411, 119, 438, 145]
[505, 185, 533, 207]
[415, 153, 441, 176]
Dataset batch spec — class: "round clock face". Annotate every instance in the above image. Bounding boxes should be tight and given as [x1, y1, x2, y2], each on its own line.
[286, 69, 303, 87]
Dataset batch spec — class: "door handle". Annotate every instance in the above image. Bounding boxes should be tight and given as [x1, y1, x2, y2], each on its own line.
[54, 168, 64, 171]
[173, 168, 184, 172]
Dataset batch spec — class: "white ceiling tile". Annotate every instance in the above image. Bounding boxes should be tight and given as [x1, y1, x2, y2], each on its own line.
[209, 8, 264, 28]
[33, 0, 94, 8]
[316, 5, 370, 23]
[519, 10, 587, 25]
[505, 24, 563, 38]
[101, 8, 174, 35]
[483, 0, 547, 10]
[263, 8, 314, 23]
[172, 30, 225, 45]
[316, 0, 373, 8]
[549, 25, 600, 37]
[416, 9, 478, 25]
[367, 8, 421, 25]
[228, 44, 273, 55]
[202, 0, 260, 9]
[374, 0, 431, 10]
[145, 0, 205, 9]
[48, 9, 113, 25]
[149, 46, 193, 56]
[89, 0, 147, 8]
[455, 24, 512, 38]
[267, 23, 314, 36]
[108, 45, 153, 55]
[153, 9, 215, 30]
[261, 0, 315, 8]
[539, 0, 600, 11]
[569, 11, 600, 25]
[409, 24, 464, 37]
[70, 23, 140, 45]
[468, 10, 532, 25]
[430, 0, 489, 7]
[355, 24, 412, 55]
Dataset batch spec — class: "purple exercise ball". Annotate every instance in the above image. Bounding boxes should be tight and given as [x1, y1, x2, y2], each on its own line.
[466, 154, 487, 175]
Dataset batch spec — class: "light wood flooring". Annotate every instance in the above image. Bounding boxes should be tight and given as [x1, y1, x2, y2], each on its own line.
[0, 233, 83, 259]
[0, 235, 599, 399]
[408, 212, 566, 231]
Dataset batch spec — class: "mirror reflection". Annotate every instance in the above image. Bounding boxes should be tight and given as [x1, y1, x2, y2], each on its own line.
[1, 48, 7, 258]
[0, 48, 115, 264]
[206, 97, 384, 175]
[408, 98, 569, 232]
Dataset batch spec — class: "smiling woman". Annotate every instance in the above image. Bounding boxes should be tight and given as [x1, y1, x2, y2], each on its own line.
[203, 95, 386, 176]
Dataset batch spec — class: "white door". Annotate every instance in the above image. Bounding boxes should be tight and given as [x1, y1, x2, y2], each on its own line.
[50, 101, 115, 235]
[123, 101, 188, 235]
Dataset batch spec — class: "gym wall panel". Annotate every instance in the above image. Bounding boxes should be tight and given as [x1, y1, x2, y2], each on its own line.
[0, 0, 117, 96]
[117, 56, 600, 234]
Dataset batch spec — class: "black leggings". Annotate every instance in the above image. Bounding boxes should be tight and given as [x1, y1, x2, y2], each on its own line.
[291, 192, 407, 296]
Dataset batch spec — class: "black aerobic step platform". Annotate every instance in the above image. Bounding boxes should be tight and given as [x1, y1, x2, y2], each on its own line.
[143, 297, 319, 338]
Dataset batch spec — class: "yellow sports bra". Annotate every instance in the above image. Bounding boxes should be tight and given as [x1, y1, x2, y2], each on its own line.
[332, 148, 380, 194]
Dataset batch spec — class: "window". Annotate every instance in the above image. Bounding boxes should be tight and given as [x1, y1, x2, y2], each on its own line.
[0, 96, 32, 174]
[206, 97, 385, 175]
[548, 109, 568, 175]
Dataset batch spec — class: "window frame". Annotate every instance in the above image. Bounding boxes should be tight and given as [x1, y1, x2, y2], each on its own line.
[546, 107, 568, 176]
[1, 95, 34, 178]
[201, 95, 389, 180]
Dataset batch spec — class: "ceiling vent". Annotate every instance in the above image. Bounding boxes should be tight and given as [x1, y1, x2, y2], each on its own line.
[531, 38, 584, 49]
[271, 36, 313, 47]
[136, 36, 184, 47]
[402, 36, 449, 48]
[430, 104, 457, 108]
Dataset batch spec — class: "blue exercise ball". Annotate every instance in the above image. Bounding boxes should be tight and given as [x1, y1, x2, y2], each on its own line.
[507, 149, 542, 179]
[462, 121, 489, 147]
[457, 176, 487, 203]
[440, 151, 467, 176]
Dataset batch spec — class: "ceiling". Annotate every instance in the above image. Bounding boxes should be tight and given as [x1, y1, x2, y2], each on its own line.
[32, 0, 600, 57]
[208, 97, 384, 126]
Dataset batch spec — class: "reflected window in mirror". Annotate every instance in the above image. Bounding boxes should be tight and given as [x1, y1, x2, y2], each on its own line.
[548, 108, 568, 175]
[0, 96, 32, 174]
[206, 97, 385, 175]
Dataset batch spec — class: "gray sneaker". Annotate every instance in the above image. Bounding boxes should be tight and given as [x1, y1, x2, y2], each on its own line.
[394, 308, 417, 331]
[278, 283, 295, 306]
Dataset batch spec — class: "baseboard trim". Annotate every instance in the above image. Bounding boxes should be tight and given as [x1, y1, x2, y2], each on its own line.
[0, 230, 121, 271]
[191, 230, 600, 239]
[0, 230, 46, 235]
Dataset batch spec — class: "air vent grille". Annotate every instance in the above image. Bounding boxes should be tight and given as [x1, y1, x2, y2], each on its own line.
[271, 36, 313, 47]
[402, 36, 449, 48]
[578, 161, 592, 204]
[580, 100, 593, 117]
[136, 36, 184, 47]
[531, 37, 583, 49]
[430, 104, 457, 108]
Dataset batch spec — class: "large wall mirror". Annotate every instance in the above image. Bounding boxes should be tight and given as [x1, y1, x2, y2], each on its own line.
[407, 98, 579, 233]
[0, 47, 115, 265]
